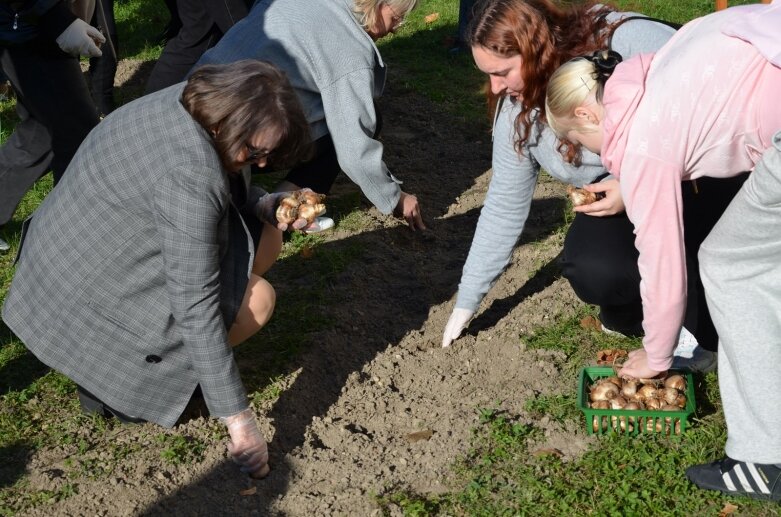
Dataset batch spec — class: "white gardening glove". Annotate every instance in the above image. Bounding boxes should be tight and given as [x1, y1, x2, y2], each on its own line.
[442, 307, 475, 347]
[56, 18, 105, 57]
[222, 408, 270, 478]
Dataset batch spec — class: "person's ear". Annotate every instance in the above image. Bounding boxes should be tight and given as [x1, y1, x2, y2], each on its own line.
[574, 106, 599, 125]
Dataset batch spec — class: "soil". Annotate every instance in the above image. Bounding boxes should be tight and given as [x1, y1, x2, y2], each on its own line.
[20, 59, 594, 516]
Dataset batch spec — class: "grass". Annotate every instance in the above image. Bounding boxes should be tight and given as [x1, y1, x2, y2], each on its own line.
[1, 0, 779, 515]
[379, 309, 778, 515]
[379, 310, 775, 515]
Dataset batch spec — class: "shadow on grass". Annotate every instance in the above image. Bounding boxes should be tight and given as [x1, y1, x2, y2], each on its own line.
[0, 443, 32, 489]
[0, 346, 49, 395]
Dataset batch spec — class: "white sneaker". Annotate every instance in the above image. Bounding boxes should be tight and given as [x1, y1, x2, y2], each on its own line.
[303, 216, 334, 234]
[0, 237, 9, 252]
[673, 326, 698, 359]
[601, 324, 627, 338]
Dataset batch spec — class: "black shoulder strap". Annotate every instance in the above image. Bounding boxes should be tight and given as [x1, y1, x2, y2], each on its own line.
[608, 15, 683, 50]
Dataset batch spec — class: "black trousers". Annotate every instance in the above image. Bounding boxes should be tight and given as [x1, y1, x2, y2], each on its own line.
[0, 40, 100, 226]
[144, 0, 250, 94]
[257, 108, 383, 195]
[559, 174, 749, 351]
[88, 0, 118, 115]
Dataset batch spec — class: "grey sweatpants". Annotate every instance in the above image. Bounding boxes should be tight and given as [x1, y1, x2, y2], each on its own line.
[699, 130, 781, 464]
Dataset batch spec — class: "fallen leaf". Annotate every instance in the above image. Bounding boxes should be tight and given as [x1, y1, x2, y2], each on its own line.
[718, 503, 738, 516]
[405, 429, 434, 443]
[424, 12, 439, 24]
[300, 245, 314, 259]
[239, 486, 257, 496]
[531, 448, 563, 458]
[580, 315, 602, 331]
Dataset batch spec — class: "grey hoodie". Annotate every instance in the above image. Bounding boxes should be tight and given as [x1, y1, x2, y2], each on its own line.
[455, 13, 677, 312]
[197, 0, 400, 213]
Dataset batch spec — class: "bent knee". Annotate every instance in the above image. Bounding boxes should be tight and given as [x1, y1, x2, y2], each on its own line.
[249, 276, 276, 326]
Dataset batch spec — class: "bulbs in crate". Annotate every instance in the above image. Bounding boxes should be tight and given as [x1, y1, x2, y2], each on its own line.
[588, 373, 688, 435]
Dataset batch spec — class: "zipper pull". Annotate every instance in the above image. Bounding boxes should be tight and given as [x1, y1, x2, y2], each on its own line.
[13, 13, 18, 30]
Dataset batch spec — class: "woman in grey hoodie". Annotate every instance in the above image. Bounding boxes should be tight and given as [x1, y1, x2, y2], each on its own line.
[441, 0, 746, 375]
[195, 0, 426, 253]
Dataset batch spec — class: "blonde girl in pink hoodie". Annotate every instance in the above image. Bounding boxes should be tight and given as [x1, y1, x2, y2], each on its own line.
[545, 1, 781, 501]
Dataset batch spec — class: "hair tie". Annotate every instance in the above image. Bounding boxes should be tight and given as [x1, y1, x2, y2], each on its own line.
[588, 50, 623, 85]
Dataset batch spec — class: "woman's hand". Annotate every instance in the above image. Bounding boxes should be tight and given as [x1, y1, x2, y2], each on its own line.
[394, 191, 426, 231]
[618, 348, 665, 380]
[255, 189, 320, 231]
[442, 307, 475, 347]
[223, 408, 270, 479]
[573, 179, 625, 217]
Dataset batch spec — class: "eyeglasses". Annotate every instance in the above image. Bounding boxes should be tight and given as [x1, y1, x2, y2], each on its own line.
[245, 143, 272, 163]
[387, 3, 406, 29]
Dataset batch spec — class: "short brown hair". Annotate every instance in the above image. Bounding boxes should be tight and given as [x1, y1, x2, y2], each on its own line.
[182, 60, 311, 171]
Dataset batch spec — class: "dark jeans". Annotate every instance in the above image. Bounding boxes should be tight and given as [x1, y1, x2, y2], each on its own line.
[559, 174, 749, 351]
[89, 0, 118, 115]
[250, 135, 341, 195]
[282, 134, 342, 195]
[145, 0, 250, 94]
[0, 40, 99, 226]
[457, 0, 476, 44]
[256, 104, 383, 195]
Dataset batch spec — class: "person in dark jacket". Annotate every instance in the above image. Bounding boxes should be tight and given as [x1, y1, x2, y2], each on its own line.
[0, 0, 104, 246]
[144, 0, 251, 93]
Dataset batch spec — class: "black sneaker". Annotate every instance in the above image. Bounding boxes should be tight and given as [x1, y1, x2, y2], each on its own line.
[686, 457, 781, 501]
[77, 386, 146, 424]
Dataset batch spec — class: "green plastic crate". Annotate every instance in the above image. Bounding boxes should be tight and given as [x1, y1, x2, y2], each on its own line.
[578, 366, 696, 436]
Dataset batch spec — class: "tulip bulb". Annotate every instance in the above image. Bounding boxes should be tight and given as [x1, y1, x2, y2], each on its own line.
[590, 382, 620, 402]
[664, 374, 687, 391]
[566, 185, 599, 206]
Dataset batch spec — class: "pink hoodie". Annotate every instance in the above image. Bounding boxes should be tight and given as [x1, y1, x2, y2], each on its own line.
[600, 2, 781, 371]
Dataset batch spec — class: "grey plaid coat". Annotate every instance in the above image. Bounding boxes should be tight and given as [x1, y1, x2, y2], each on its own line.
[2, 83, 260, 427]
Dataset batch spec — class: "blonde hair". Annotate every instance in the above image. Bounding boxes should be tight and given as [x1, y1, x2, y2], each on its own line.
[545, 57, 605, 139]
[353, 0, 419, 31]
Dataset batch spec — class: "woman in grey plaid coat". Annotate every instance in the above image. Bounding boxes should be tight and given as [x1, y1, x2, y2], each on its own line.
[2, 60, 312, 478]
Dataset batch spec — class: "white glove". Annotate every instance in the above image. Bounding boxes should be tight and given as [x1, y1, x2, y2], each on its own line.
[56, 18, 105, 57]
[442, 307, 475, 347]
[222, 408, 270, 478]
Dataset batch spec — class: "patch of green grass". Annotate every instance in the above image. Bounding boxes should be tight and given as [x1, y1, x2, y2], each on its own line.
[0, 372, 77, 449]
[0, 481, 78, 517]
[379, 0, 489, 127]
[524, 393, 580, 425]
[614, 0, 760, 23]
[522, 306, 642, 378]
[113, 0, 168, 60]
[249, 373, 290, 406]
[156, 433, 207, 466]
[0, 96, 16, 143]
[381, 395, 775, 516]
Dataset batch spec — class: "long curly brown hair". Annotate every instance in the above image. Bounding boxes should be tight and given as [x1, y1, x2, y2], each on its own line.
[466, 0, 616, 159]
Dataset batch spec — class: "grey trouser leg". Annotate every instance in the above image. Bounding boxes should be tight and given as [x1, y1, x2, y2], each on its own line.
[0, 100, 52, 226]
[699, 131, 781, 464]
